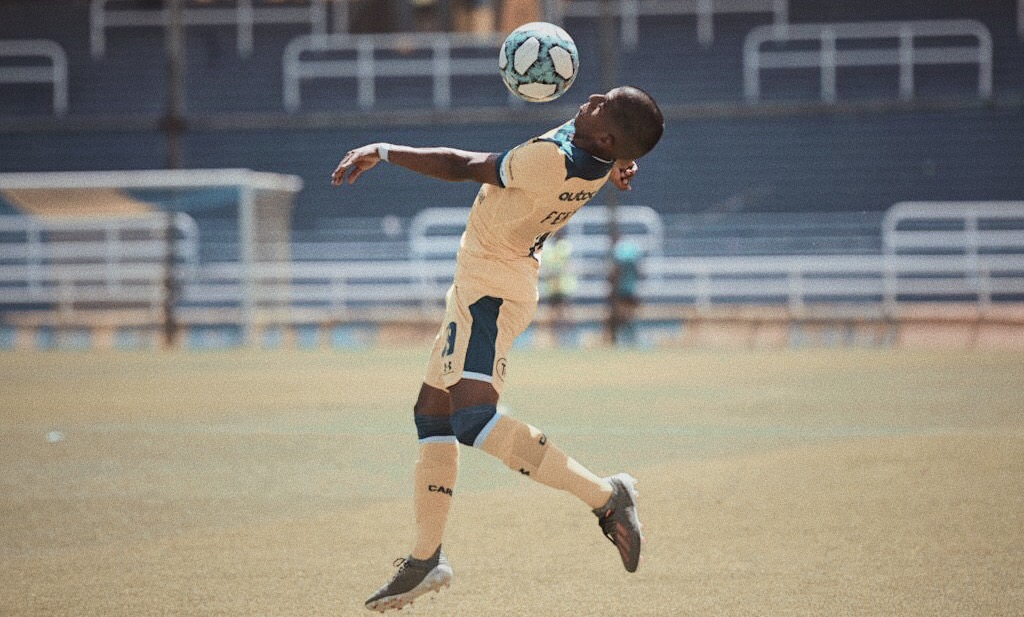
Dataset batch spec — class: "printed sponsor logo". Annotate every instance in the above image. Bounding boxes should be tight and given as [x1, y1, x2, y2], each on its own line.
[428, 484, 453, 495]
[559, 190, 596, 202]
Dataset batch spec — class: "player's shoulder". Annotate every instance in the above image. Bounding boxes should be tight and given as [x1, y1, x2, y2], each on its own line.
[498, 136, 565, 188]
[534, 120, 612, 182]
[514, 137, 564, 164]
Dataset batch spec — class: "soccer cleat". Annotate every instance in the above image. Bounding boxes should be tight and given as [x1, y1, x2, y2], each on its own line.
[364, 546, 453, 612]
[593, 473, 643, 572]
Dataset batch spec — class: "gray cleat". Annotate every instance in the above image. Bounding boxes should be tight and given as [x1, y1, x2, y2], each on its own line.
[593, 473, 644, 572]
[364, 546, 453, 612]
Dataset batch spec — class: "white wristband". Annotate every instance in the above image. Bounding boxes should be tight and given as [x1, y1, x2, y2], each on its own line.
[376, 143, 391, 163]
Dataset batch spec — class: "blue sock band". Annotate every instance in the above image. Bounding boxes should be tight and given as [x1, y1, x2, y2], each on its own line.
[451, 404, 498, 447]
[414, 414, 456, 443]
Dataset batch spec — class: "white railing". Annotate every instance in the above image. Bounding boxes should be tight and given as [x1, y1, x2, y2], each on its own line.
[185, 259, 455, 318]
[0, 214, 199, 315]
[282, 32, 502, 111]
[148, 252, 1024, 320]
[884, 201, 1024, 257]
[90, 0, 329, 58]
[5, 250, 1024, 321]
[3, 203, 1024, 324]
[0, 39, 68, 116]
[556, 0, 788, 49]
[637, 254, 1024, 313]
[743, 19, 993, 103]
[407, 205, 664, 260]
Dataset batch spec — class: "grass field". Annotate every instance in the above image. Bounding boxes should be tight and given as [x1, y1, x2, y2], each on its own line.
[1, 347, 1023, 616]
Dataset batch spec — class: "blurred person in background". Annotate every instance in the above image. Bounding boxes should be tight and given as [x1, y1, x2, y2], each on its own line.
[453, 0, 497, 33]
[609, 236, 642, 346]
[539, 229, 577, 346]
[499, 0, 541, 33]
[411, 0, 442, 31]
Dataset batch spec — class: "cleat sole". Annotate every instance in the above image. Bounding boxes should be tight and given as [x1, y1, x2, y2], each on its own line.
[365, 566, 453, 613]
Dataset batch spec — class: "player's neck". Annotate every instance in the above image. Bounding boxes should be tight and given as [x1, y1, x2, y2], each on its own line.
[572, 132, 614, 163]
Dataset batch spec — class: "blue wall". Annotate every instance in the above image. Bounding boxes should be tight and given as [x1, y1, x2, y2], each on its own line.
[4, 108, 1021, 225]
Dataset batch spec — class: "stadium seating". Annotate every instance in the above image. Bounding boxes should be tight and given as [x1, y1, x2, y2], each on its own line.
[2, 1, 1023, 115]
[1, 0, 1022, 305]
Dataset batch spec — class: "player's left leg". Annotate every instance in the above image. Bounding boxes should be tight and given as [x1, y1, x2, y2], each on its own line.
[448, 380, 643, 571]
[449, 379, 612, 509]
[448, 380, 642, 571]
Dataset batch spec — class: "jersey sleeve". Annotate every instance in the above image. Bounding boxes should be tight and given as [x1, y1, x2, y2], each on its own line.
[496, 140, 565, 193]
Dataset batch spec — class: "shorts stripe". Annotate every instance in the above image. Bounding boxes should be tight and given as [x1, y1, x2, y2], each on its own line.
[472, 410, 504, 448]
[462, 371, 493, 383]
[465, 296, 503, 379]
[419, 435, 458, 444]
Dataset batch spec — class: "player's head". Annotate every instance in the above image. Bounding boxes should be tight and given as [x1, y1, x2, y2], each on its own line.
[573, 86, 664, 161]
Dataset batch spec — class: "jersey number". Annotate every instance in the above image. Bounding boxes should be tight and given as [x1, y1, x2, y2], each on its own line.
[528, 232, 551, 259]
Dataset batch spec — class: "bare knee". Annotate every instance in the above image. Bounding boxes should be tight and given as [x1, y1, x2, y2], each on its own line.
[414, 383, 452, 417]
[449, 379, 498, 411]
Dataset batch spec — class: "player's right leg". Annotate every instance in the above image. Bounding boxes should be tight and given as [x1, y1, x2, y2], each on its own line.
[410, 384, 458, 561]
[364, 545, 453, 613]
[365, 383, 457, 612]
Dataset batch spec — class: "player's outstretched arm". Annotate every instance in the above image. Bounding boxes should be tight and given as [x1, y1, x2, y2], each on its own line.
[331, 143, 501, 186]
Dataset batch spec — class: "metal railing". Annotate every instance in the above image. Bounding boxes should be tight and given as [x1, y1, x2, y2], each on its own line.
[3, 203, 1023, 325]
[0, 39, 68, 116]
[153, 251, 1024, 321]
[282, 32, 502, 111]
[743, 19, 994, 103]
[184, 259, 455, 319]
[556, 0, 788, 49]
[90, 0, 329, 58]
[884, 201, 1024, 257]
[637, 254, 1024, 314]
[0, 214, 199, 316]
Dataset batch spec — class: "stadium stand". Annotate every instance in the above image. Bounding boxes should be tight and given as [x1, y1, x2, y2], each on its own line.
[2, 108, 1021, 229]
[2, 0, 1022, 115]
[1, 0, 1022, 348]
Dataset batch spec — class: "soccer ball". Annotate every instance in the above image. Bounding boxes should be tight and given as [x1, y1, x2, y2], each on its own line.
[499, 22, 579, 103]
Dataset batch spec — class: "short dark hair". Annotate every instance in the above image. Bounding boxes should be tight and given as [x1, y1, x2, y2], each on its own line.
[607, 87, 664, 160]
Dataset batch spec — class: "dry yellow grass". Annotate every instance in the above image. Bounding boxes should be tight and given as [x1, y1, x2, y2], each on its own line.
[1, 348, 1022, 616]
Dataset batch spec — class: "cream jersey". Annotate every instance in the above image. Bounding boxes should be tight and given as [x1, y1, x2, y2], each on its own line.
[454, 121, 613, 301]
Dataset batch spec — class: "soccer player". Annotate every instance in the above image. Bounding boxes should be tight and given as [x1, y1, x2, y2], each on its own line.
[331, 86, 664, 612]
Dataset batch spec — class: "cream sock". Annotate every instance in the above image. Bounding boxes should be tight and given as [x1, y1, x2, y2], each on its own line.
[479, 415, 612, 509]
[411, 441, 459, 560]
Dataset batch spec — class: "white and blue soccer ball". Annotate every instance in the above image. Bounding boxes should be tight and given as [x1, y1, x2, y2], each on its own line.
[499, 22, 579, 103]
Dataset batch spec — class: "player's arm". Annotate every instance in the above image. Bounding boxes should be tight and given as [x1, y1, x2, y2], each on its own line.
[331, 143, 500, 186]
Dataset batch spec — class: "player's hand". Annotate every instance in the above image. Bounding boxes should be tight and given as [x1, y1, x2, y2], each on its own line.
[611, 160, 638, 191]
[331, 144, 382, 186]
